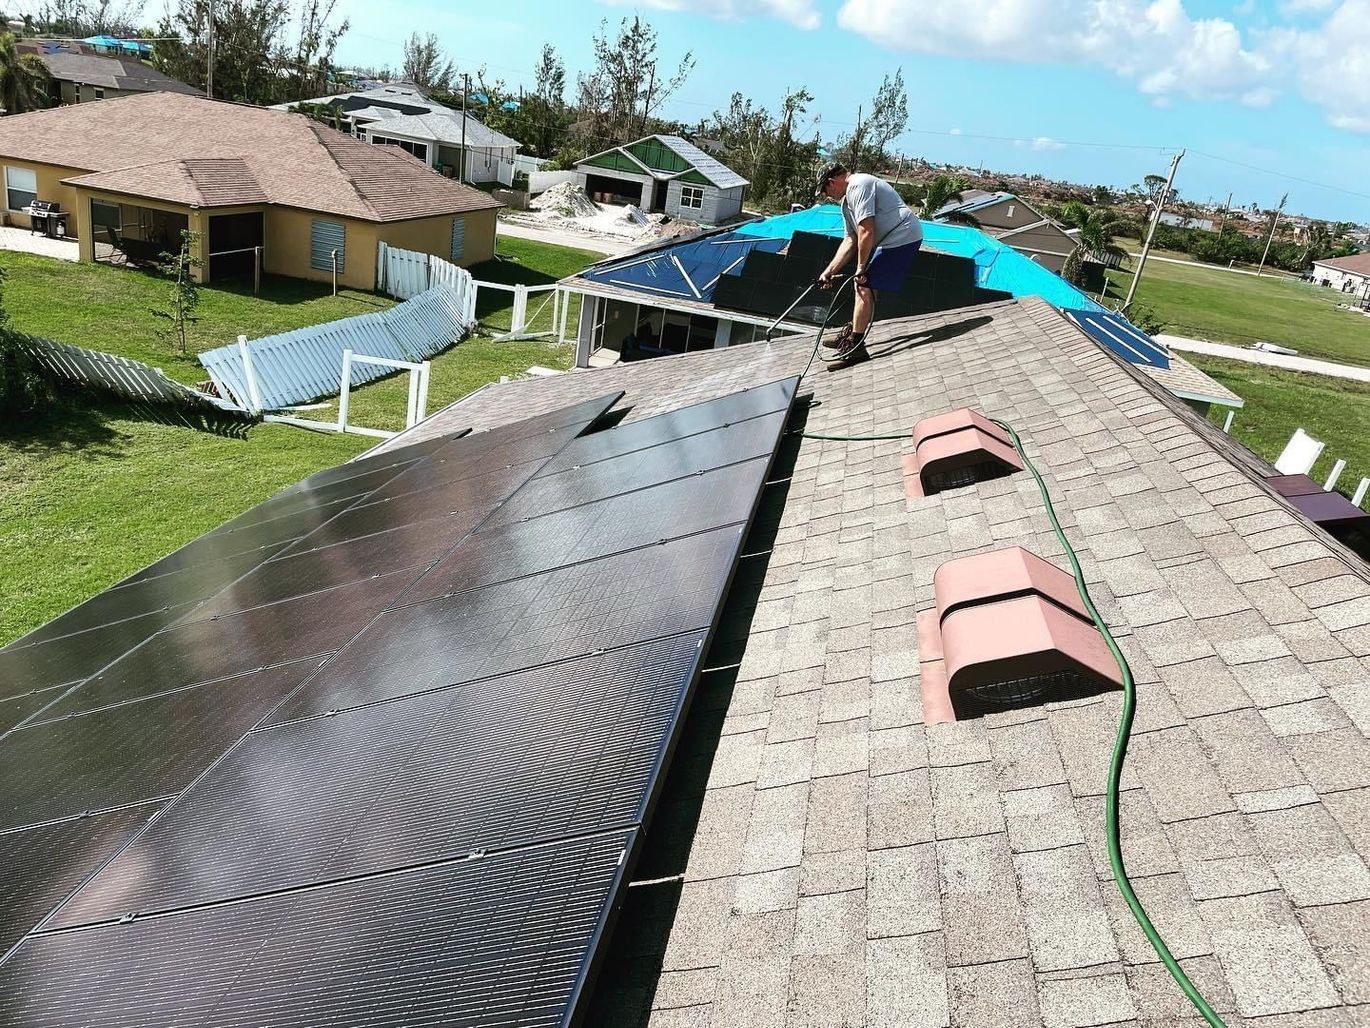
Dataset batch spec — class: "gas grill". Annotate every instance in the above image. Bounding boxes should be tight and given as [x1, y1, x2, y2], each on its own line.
[25, 200, 69, 239]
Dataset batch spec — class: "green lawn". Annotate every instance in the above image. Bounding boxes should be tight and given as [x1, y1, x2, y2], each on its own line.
[1191, 355, 1370, 494]
[0, 235, 599, 645]
[1103, 258, 1370, 367]
[0, 252, 393, 385]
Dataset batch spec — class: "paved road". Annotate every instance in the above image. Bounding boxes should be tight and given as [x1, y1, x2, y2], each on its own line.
[1158, 334, 1370, 384]
[497, 220, 634, 257]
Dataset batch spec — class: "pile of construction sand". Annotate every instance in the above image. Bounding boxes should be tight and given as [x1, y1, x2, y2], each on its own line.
[518, 182, 665, 241]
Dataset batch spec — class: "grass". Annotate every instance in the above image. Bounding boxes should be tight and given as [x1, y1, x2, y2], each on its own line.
[0, 251, 393, 385]
[0, 404, 368, 645]
[1103, 258, 1370, 367]
[1190, 355, 1370, 493]
[0, 235, 601, 645]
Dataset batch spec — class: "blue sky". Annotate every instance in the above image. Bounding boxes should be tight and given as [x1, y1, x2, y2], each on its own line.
[329, 0, 1370, 223]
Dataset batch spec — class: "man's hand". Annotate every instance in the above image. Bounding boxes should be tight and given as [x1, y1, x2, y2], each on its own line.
[817, 269, 839, 290]
[853, 266, 869, 289]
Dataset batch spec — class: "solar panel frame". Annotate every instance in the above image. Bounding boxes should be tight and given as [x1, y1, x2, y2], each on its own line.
[1065, 309, 1171, 369]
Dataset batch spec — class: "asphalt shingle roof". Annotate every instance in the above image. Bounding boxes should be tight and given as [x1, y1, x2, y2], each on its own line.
[0, 92, 500, 222]
[39, 51, 202, 95]
[375, 297, 1370, 1025]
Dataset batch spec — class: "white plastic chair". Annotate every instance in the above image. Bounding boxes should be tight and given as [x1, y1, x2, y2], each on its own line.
[1274, 428, 1326, 476]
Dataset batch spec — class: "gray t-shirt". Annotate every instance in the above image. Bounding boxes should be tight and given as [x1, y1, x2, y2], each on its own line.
[841, 173, 922, 249]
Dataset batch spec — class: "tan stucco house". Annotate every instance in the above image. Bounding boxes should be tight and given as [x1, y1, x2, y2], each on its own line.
[0, 91, 502, 289]
[935, 190, 1082, 272]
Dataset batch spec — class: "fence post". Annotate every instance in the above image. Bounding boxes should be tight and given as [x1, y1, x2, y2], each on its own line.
[331, 250, 339, 296]
[511, 284, 528, 336]
[417, 361, 431, 423]
[237, 334, 264, 413]
[377, 241, 387, 294]
[337, 349, 353, 432]
[1221, 410, 1234, 433]
[405, 365, 420, 428]
[253, 247, 262, 296]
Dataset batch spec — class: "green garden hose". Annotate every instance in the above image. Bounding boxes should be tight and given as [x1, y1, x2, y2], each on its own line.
[783, 413, 1228, 1025]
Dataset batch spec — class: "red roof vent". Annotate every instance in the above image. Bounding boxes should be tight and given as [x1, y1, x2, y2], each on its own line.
[905, 408, 1023, 497]
[919, 546, 1122, 720]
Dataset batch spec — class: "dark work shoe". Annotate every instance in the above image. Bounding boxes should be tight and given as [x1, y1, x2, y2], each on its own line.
[826, 337, 870, 370]
[822, 323, 853, 349]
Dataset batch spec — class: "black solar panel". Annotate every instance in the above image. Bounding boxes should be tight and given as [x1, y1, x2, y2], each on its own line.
[1, 831, 634, 1028]
[54, 634, 704, 927]
[0, 806, 158, 956]
[281, 431, 463, 494]
[1, 658, 321, 832]
[184, 518, 471, 620]
[269, 524, 747, 722]
[406, 457, 770, 601]
[0, 384, 795, 1028]
[539, 378, 797, 476]
[0, 604, 198, 697]
[0, 687, 64, 735]
[490, 412, 788, 526]
[42, 568, 417, 719]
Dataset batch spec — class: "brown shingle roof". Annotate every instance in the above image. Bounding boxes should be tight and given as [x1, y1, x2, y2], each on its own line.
[1312, 252, 1370, 276]
[372, 298, 1370, 1024]
[1, 91, 500, 222]
[39, 51, 203, 95]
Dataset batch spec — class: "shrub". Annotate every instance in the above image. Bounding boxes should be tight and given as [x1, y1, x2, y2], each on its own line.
[0, 329, 57, 422]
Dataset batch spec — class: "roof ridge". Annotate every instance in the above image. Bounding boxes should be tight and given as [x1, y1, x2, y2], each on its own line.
[303, 120, 383, 220]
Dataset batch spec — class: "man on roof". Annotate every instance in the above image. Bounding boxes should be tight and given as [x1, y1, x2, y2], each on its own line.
[815, 162, 923, 369]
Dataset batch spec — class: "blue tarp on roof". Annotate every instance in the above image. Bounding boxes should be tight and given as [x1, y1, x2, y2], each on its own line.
[580, 231, 787, 304]
[733, 206, 1108, 316]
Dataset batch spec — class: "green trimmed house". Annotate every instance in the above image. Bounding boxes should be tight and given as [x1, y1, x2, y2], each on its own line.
[574, 135, 748, 225]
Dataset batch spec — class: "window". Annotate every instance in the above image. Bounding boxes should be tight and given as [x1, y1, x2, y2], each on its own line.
[94, 87, 105, 100]
[310, 218, 345, 273]
[90, 199, 121, 231]
[5, 166, 36, 211]
[680, 185, 704, 211]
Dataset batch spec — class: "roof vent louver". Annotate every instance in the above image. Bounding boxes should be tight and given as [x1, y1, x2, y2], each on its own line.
[918, 546, 1122, 721]
[905, 408, 1023, 498]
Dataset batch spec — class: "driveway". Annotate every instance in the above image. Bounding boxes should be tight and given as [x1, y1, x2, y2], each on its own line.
[1157, 333, 1370, 384]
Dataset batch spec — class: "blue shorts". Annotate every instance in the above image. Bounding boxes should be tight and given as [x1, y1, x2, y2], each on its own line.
[864, 241, 921, 291]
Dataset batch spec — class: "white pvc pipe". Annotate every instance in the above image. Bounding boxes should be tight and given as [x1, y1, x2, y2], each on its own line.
[337, 349, 353, 431]
[1324, 459, 1346, 491]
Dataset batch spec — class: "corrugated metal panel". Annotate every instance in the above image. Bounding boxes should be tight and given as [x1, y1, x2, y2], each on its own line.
[22, 335, 244, 414]
[199, 285, 472, 410]
[450, 218, 464, 263]
[310, 219, 345, 272]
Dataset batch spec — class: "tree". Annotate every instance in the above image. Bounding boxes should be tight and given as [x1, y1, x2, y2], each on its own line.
[920, 175, 978, 224]
[863, 69, 907, 166]
[533, 43, 563, 107]
[402, 32, 454, 93]
[707, 88, 819, 212]
[0, 33, 53, 114]
[1057, 200, 1128, 287]
[0, 266, 57, 421]
[153, 0, 348, 105]
[150, 230, 202, 357]
[577, 17, 693, 142]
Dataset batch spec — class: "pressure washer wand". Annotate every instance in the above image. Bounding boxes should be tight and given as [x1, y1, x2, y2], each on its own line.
[764, 275, 845, 341]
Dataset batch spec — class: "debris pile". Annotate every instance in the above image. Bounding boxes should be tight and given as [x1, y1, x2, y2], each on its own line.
[513, 183, 666, 242]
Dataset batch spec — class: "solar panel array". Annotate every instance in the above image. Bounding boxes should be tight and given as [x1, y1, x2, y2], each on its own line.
[0, 376, 799, 1027]
[1063, 309, 1172, 369]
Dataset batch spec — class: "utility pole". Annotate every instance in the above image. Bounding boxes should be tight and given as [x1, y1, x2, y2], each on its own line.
[459, 72, 469, 183]
[1217, 191, 1233, 235]
[849, 105, 861, 169]
[205, 0, 214, 99]
[1256, 192, 1288, 277]
[1123, 149, 1183, 310]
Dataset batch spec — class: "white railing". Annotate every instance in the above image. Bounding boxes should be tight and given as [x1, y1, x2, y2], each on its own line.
[265, 348, 431, 439]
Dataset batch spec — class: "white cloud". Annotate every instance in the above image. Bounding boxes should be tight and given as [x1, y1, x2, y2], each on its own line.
[1268, 1, 1370, 131]
[611, 0, 821, 29]
[1031, 136, 1065, 150]
[834, 0, 1268, 103]
[1280, 0, 1336, 11]
[949, 127, 964, 135]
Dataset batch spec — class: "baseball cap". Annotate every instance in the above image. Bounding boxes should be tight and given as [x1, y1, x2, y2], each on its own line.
[815, 162, 847, 197]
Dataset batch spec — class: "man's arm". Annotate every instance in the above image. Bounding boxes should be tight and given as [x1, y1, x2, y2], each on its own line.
[854, 216, 876, 281]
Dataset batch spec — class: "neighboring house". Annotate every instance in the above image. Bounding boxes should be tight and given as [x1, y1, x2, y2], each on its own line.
[1157, 211, 1217, 232]
[575, 135, 748, 225]
[29, 45, 202, 104]
[934, 190, 1080, 272]
[0, 91, 501, 289]
[1311, 252, 1370, 296]
[270, 83, 521, 185]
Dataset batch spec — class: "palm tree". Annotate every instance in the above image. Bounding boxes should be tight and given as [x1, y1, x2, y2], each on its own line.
[0, 34, 52, 115]
[919, 174, 980, 226]
[1056, 200, 1129, 287]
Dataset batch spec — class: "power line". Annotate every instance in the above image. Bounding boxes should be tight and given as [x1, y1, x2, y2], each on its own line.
[1189, 150, 1370, 203]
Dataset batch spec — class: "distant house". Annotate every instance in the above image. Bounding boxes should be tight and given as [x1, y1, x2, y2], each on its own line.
[0, 92, 501, 289]
[1311, 252, 1370, 296]
[574, 135, 748, 225]
[933, 191, 1080, 272]
[271, 83, 521, 185]
[1157, 211, 1217, 232]
[27, 45, 202, 105]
